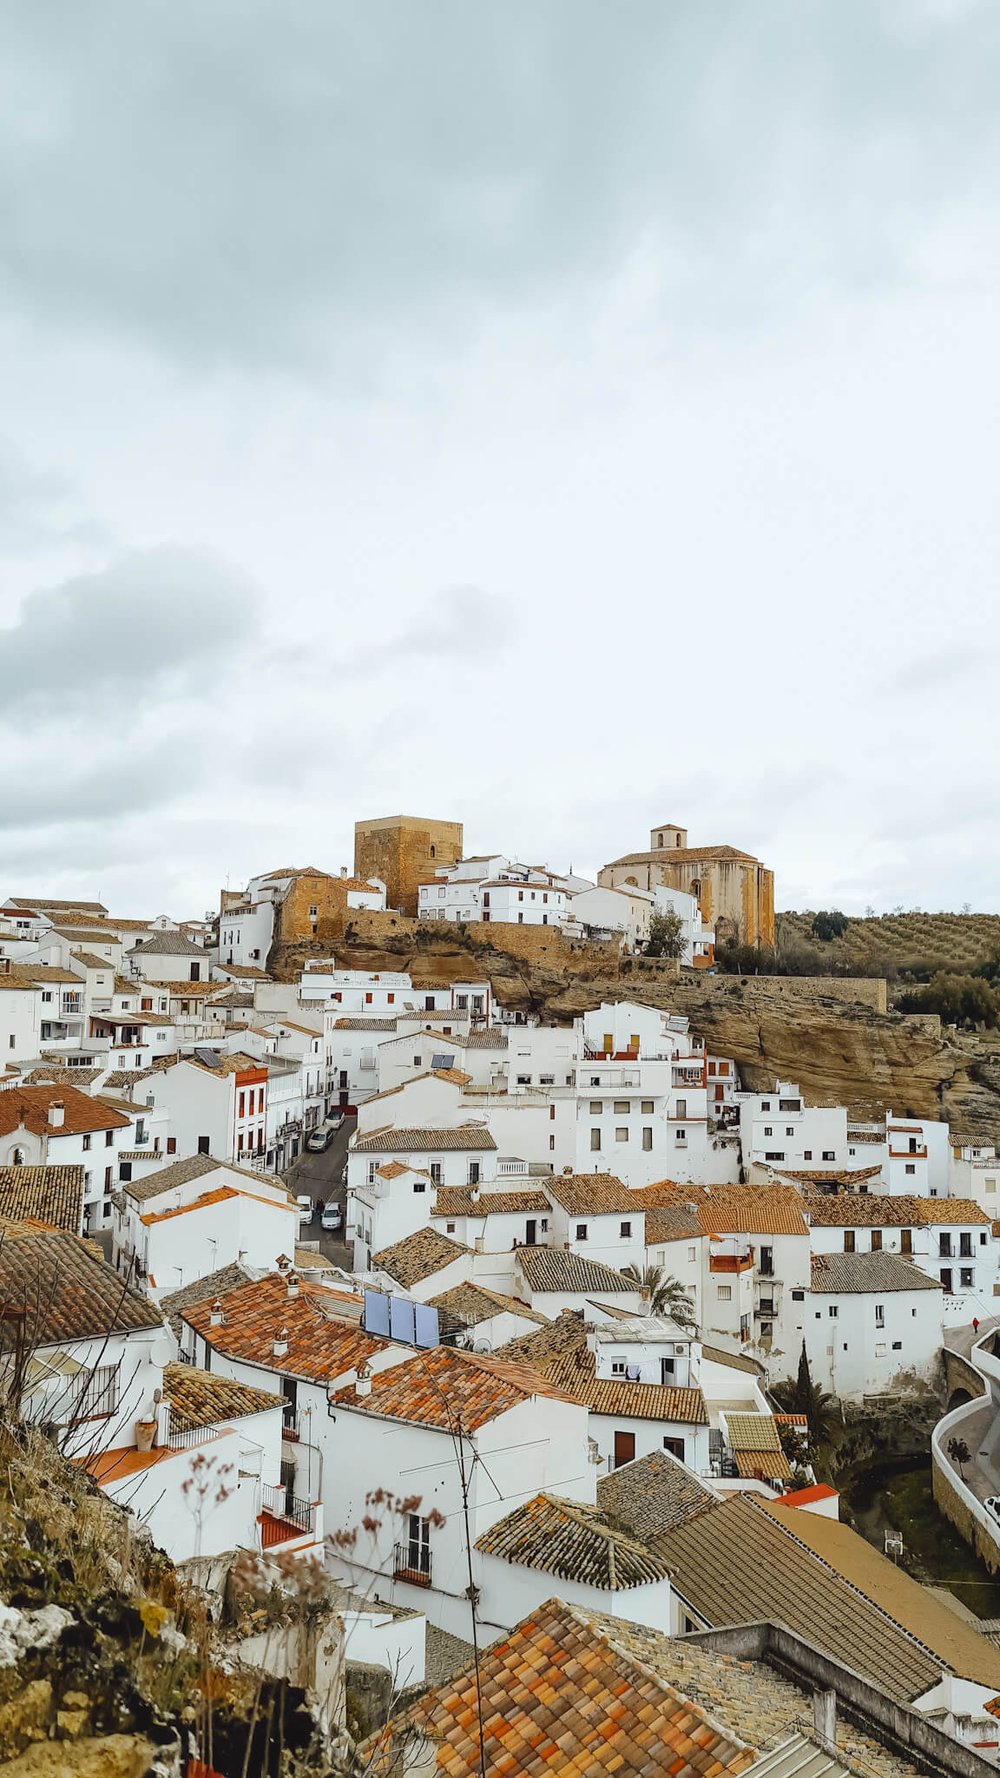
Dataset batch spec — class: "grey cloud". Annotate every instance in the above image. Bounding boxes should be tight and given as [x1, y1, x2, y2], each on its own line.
[345, 586, 508, 678]
[0, 442, 109, 555]
[4, 3, 998, 367]
[887, 643, 992, 694]
[0, 544, 260, 711]
[0, 732, 205, 833]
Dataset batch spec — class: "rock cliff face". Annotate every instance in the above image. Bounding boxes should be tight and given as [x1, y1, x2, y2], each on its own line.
[295, 931, 1000, 1139]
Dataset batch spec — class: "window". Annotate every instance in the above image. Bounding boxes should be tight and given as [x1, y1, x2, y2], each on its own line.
[870, 1230, 882, 1252]
[791, 1288, 805, 1301]
[763, 1126, 773, 1138]
[981, 1231, 988, 1245]
[613, 1100, 629, 1115]
[960, 1232, 973, 1257]
[843, 1230, 855, 1253]
[822, 1151, 835, 1162]
[413, 1179, 426, 1193]
[663, 1436, 685, 1460]
[761, 1101, 770, 1111]
[74, 1365, 119, 1422]
[446, 1221, 455, 1233]
[641, 1100, 654, 1115]
[987, 1177, 997, 1194]
[549, 1134, 555, 1151]
[82, 1133, 92, 1152]
[892, 1340, 903, 1349]
[620, 1220, 632, 1238]
[875, 1304, 884, 1328]
[197, 1136, 210, 1155]
[717, 1284, 732, 1300]
[642, 1128, 653, 1150]
[961, 1267, 974, 1288]
[590, 1129, 601, 1152]
[611, 1360, 627, 1375]
[828, 1305, 838, 1318]
[429, 1163, 442, 1185]
[905, 1163, 915, 1176]
[468, 1162, 480, 1185]
[308, 905, 318, 919]
[675, 1129, 686, 1143]
[785, 1127, 794, 1137]
[575, 1223, 588, 1241]
[803, 1150, 812, 1161]
[167, 1137, 177, 1155]
[41, 991, 52, 1004]
[615, 1127, 629, 1143]
[589, 1100, 602, 1115]
[104, 1166, 112, 1189]
[238, 1091, 245, 1117]
[764, 1152, 785, 1162]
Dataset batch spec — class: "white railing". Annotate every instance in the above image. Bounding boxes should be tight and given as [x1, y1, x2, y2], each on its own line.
[931, 1329, 1000, 1555]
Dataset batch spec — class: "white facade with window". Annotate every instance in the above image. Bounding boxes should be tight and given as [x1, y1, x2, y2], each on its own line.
[740, 1081, 849, 1174]
[805, 1260, 944, 1399]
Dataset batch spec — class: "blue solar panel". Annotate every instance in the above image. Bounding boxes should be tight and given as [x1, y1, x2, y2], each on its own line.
[431, 1053, 455, 1070]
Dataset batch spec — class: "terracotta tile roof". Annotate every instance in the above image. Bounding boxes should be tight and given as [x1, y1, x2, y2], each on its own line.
[476, 1491, 673, 1590]
[0, 1222, 162, 1344]
[353, 1124, 497, 1154]
[70, 950, 114, 970]
[645, 1205, 704, 1243]
[427, 1282, 547, 1328]
[163, 1361, 282, 1432]
[92, 1007, 175, 1028]
[363, 1595, 754, 1778]
[10, 896, 107, 914]
[22, 1066, 103, 1088]
[466, 1028, 508, 1049]
[544, 1172, 638, 1216]
[609, 843, 759, 865]
[774, 1166, 883, 1189]
[774, 1412, 809, 1427]
[216, 962, 271, 979]
[757, 1498, 1000, 1692]
[432, 1187, 550, 1217]
[181, 1274, 386, 1383]
[597, 1448, 718, 1538]
[515, 1246, 637, 1296]
[725, 1412, 782, 1453]
[653, 1495, 946, 1701]
[371, 1228, 470, 1288]
[140, 1184, 239, 1225]
[810, 1252, 943, 1293]
[0, 1166, 85, 1234]
[803, 1193, 991, 1227]
[160, 1261, 252, 1334]
[94, 1093, 147, 1116]
[122, 1154, 253, 1202]
[498, 1310, 707, 1423]
[432, 1066, 472, 1087]
[701, 1344, 764, 1375]
[733, 1448, 793, 1481]
[129, 931, 206, 958]
[0, 1084, 131, 1138]
[332, 1345, 577, 1431]
[633, 1181, 809, 1237]
[333, 1017, 398, 1031]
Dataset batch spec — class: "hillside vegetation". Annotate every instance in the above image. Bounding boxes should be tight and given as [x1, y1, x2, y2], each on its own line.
[774, 911, 1000, 980]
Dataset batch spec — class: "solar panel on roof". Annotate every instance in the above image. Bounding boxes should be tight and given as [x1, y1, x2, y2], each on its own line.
[363, 1289, 390, 1337]
[431, 1053, 455, 1070]
[414, 1302, 440, 1349]
[390, 1297, 416, 1344]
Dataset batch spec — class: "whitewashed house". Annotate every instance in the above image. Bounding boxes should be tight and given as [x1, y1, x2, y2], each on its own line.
[142, 1052, 269, 1169]
[0, 1084, 136, 1235]
[126, 931, 208, 983]
[326, 1344, 595, 1638]
[805, 1251, 944, 1399]
[802, 1194, 996, 1327]
[111, 1153, 299, 1299]
[543, 1173, 647, 1271]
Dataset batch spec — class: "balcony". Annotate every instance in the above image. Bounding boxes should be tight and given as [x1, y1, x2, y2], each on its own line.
[890, 1145, 927, 1160]
[259, 1485, 317, 1550]
[393, 1541, 432, 1588]
[709, 1252, 754, 1275]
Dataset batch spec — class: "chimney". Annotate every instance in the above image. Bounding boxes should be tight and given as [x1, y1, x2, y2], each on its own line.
[286, 1271, 300, 1299]
[341, 866, 348, 878]
[210, 1299, 225, 1327]
[812, 1690, 837, 1750]
[273, 1327, 289, 1359]
[0, 957, 10, 975]
[48, 1101, 65, 1130]
[153, 1387, 171, 1448]
[355, 1363, 372, 1398]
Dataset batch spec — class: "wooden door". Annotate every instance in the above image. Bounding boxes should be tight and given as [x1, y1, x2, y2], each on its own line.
[614, 1430, 636, 1469]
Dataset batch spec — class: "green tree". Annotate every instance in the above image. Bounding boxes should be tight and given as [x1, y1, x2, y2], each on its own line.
[897, 972, 998, 1029]
[770, 1342, 838, 1446]
[811, 910, 849, 942]
[947, 1435, 971, 1480]
[620, 1264, 695, 1326]
[645, 909, 686, 959]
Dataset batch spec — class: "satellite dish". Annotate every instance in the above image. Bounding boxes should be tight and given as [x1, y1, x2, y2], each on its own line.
[149, 1335, 175, 1368]
[473, 1339, 492, 1354]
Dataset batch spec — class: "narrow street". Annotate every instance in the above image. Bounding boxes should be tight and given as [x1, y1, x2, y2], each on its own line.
[284, 1113, 355, 1272]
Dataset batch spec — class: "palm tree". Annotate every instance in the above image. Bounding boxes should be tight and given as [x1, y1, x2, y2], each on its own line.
[770, 1343, 839, 1446]
[620, 1264, 695, 1326]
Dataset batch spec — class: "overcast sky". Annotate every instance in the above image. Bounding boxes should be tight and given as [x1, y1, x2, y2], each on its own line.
[2, 1, 998, 919]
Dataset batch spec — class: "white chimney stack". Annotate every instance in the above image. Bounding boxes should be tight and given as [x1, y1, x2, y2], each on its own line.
[273, 1327, 289, 1358]
[286, 1272, 300, 1300]
[210, 1299, 224, 1327]
[48, 1101, 65, 1129]
[355, 1363, 372, 1398]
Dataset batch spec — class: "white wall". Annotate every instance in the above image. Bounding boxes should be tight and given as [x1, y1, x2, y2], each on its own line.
[805, 1285, 943, 1399]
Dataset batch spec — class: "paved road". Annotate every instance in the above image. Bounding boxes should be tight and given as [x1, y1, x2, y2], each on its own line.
[285, 1114, 355, 1272]
[943, 1316, 1000, 1360]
